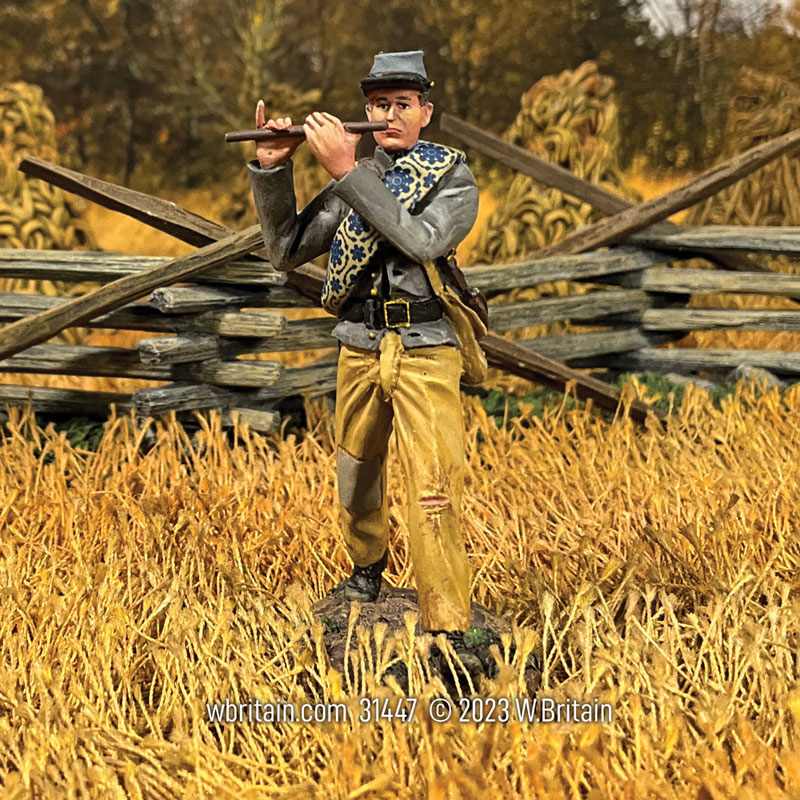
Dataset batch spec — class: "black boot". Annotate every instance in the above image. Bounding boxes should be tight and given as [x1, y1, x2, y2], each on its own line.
[430, 630, 484, 683]
[334, 549, 388, 602]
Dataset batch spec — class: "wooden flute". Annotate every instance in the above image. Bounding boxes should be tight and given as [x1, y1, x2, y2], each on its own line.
[225, 121, 389, 143]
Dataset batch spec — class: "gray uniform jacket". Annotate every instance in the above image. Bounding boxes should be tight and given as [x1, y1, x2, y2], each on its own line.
[247, 144, 480, 351]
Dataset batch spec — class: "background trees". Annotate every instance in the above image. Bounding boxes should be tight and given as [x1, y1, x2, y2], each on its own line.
[1, 0, 798, 189]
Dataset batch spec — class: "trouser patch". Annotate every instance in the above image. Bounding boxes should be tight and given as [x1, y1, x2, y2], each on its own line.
[337, 447, 382, 513]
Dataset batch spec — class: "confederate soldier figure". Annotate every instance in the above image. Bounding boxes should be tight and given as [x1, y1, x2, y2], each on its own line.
[248, 51, 484, 677]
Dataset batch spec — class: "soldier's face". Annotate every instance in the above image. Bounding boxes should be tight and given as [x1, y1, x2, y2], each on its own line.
[365, 89, 434, 151]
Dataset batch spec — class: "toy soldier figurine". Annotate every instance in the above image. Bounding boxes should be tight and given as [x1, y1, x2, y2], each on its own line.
[248, 50, 487, 678]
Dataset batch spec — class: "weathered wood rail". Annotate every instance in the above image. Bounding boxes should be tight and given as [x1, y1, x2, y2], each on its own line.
[2, 224, 800, 432]
[4, 119, 800, 436]
[439, 113, 783, 272]
[3, 158, 656, 427]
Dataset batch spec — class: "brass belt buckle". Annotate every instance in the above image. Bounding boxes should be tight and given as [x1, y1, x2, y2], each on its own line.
[383, 298, 411, 328]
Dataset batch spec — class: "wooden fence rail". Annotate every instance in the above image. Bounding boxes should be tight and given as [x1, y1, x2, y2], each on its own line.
[439, 112, 780, 273]
[3, 109, 799, 435]
[14, 158, 664, 426]
[2, 225, 800, 433]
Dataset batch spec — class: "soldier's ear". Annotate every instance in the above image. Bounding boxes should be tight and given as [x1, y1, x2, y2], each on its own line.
[421, 102, 434, 128]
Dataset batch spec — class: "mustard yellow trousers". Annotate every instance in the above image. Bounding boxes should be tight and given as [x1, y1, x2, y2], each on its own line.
[334, 331, 471, 632]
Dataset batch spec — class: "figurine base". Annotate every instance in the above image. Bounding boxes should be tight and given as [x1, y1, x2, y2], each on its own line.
[311, 585, 541, 696]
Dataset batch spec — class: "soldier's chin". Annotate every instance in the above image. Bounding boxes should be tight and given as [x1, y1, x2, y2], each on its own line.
[378, 132, 409, 151]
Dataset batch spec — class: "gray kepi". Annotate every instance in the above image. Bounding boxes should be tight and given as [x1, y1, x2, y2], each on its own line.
[360, 50, 434, 96]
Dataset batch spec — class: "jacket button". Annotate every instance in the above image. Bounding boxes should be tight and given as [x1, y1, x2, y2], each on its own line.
[369, 332, 376, 339]
[370, 288, 377, 296]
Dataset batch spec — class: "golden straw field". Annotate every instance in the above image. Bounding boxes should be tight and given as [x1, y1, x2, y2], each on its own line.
[1, 377, 799, 797]
[5, 36, 800, 799]
[0, 164, 799, 797]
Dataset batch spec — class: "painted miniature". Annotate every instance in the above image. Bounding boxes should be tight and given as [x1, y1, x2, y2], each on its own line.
[248, 50, 485, 677]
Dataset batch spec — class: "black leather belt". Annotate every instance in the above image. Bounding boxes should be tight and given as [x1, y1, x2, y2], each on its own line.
[341, 296, 444, 329]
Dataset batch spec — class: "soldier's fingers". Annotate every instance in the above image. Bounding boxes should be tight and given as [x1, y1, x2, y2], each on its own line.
[320, 112, 343, 128]
[304, 113, 322, 130]
[256, 100, 266, 128]
[307, 127, 328, 155]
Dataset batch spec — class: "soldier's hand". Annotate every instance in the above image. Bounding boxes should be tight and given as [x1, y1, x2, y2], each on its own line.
[303, 112, 361, 180]
[254, 100, 302, 169]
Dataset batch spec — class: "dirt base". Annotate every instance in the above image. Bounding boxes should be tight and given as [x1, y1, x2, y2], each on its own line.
[311, 584, 541, 696]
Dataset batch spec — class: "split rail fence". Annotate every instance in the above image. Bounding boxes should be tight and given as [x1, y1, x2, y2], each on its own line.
[2, 230, 800, 434]
[2, 116, 800, 433]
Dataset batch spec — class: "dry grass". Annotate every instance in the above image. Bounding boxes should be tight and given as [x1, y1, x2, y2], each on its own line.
[0, 380, 799, 798]
[622, 160, 695, 223]
[2, 172, 797, 796]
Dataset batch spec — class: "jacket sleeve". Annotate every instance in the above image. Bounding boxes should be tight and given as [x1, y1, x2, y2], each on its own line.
[330, 160, 479, 264]
[247, 159, 348, 272]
